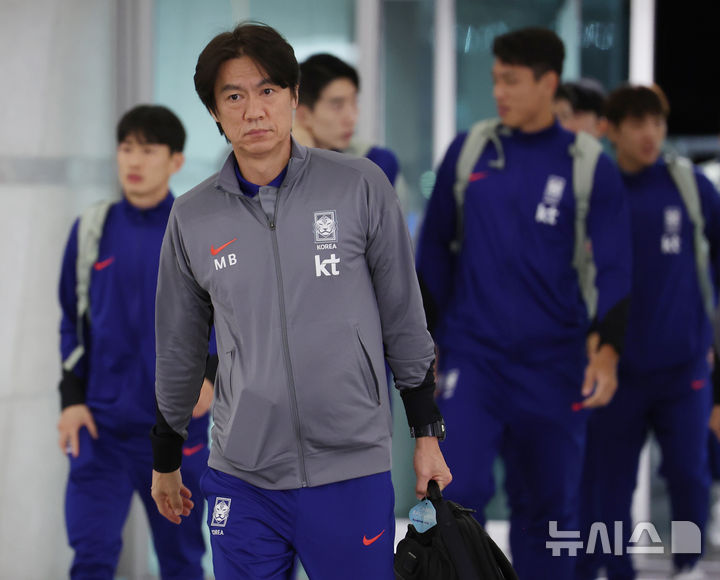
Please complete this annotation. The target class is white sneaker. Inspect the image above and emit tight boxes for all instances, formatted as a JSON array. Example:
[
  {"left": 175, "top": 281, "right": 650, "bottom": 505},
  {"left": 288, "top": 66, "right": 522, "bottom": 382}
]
[
  {"left": 708, "top": 483, "right": 720, "bottom": 548},
  {"left": 671, "top": 565, "right": 706, "bottom": 580},
  {"left": 708, "top": 497, "right": 720, "bottom": 547}
]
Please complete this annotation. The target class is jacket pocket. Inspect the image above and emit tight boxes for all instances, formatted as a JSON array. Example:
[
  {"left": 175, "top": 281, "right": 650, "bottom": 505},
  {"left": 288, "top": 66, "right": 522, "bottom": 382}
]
[
  {"left": 216, "top": 347, "right": 296, "bottom": 470},
  {"left": 356, "top": 326, "right": 380, "bottom": 405}
]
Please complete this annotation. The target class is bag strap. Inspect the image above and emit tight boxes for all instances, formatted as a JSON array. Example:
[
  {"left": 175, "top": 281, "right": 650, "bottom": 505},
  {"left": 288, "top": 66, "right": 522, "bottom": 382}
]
[
  {"left": 665, "top": 154, "right": 715, "bottom": 325},
  {"left": 451, "top": 119, "right": 505, "bottom": 254},
  {"left": 63, "top": 199, "right": 113, "bottom": 371},
  {"left": 569, "top": 131, "right": 603, "bottom": 321},
  {"left": 427, "top": 480, "right": 478, "bottom": 580}
]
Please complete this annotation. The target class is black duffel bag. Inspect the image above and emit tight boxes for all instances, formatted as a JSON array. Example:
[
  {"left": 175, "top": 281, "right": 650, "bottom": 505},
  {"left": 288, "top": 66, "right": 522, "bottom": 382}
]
[{"left": 394, "top": 480, "right": 518, "bottom": 580}]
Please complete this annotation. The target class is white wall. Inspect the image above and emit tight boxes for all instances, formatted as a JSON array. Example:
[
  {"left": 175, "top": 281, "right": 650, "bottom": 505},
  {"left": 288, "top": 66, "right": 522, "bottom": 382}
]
[{"left": 0, "top": 1, "right": 118, "bottom": 576}]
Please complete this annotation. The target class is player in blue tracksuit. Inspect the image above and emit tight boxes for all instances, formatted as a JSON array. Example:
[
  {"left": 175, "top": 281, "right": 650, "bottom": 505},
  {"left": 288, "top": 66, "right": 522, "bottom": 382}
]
[
  {"left": 294, "top": 53, "right": 400, "bottom": 186},
  {"left": 57, "top": 105, "right": 215, "bottom": 579},
  {"left": 416, "top": 29, "right": 631, "bottom": 580},
  {"left": 577, "top": 86, "right": 720, "bottom": 580}
]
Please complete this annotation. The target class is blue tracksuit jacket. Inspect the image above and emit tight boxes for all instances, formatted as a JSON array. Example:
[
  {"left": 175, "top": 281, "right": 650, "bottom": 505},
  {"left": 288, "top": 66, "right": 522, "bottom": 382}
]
[
  {"left": 59, "top": 194, "right": 213, "bottom": 438},
  {"left": 620, "top": 157, "right": 720, "bottom": 373},
  {"left": 366, "top": 146, "right": 399, "bottom": 186},
  {"left": 416, "top": 121, "right": 631, "bottom": 362}
]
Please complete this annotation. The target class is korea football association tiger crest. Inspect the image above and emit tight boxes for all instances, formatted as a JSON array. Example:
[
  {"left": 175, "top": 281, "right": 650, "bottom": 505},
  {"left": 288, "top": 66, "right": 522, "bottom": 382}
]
[
  {"left": 313, "top": 210, "right": 338, "bottom": 243},
  {"left": 211, "top": 497, "right": 232, "bottom": 528},
  {"left": 535, "top": 175, "right": 566, "bottom": 226},
  {"left": 661, "top": 206, "right": 682, "bottom": 254}
]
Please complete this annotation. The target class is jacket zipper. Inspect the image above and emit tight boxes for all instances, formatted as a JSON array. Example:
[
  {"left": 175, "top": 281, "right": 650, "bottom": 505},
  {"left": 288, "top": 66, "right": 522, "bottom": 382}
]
[{"left": 267, "top": 192, "right": 309, "bottom": 487}]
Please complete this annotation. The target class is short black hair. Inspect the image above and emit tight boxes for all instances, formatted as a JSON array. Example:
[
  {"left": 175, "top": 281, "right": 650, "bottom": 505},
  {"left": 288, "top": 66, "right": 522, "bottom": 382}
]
[
  {"left": 194, "top": 22, "right": 298, "bottom": 136},
  {"left": 493, "top": 27, "right": 565, "bottom": 79},
  {"left": 555, "top": 83, "right": 575, "bottom": 104},
  {"left": 564, "top": 78, "right": 606, "bottom": 116},
  {"left": 116, "top": 105, "right": 185, "bottom": 153},
  {"left": 298, "top": 54, "right": 359, "bottom": 109},
  {"left": 605, "top": 84, "right": 670, "bottom": 125}
]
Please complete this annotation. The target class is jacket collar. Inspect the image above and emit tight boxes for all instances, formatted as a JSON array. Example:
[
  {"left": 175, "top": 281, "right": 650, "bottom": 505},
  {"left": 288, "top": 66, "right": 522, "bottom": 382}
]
[{"left": 214, "top": 137, "right": 309, "bottom": 196}]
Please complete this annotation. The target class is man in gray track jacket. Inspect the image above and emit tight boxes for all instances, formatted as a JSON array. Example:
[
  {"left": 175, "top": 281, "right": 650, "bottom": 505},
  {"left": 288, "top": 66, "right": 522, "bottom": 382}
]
[{"left": 150, "top": 23, "right": 451, "bottom": 580}]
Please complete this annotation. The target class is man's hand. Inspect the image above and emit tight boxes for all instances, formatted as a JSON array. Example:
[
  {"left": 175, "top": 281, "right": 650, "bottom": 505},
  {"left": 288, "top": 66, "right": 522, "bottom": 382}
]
[
  {"left": 710, "top": 405, "right": 720, "bottom": 442},
  {"left": 586, "top": 332, "right": 600, "bottom": 360},
  {"left": 581, "top": 343, "right": 620, "bottom": 408},
  {"left": 413, "top": 437, "right": 452, "bottom": 499},
  {"left": 151, "top": 469, "right": 194, "bottom": 525},
  {"left": 192, "top": 378, "right": 214, "bottom": 418},
  {"left": 57, "top": 404, "right": 98, "bottom": 457}
]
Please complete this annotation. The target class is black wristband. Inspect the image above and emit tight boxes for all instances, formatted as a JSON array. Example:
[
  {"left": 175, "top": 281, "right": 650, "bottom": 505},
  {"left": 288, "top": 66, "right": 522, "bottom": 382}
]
[
  {"left": 400, "top": 363, "right": 443, "bottom": 429},
  {"left": 59, "top": 370, "right": 86, "bottom": 409},
  {"left": 151, "top": 404, "right": 185, "bottom": 472},
  {"left": 204, "top": 354, "right": 219, "bottom": 384},
  {"left": 597, "top": 296, "right": 630, "bottom": 355}
]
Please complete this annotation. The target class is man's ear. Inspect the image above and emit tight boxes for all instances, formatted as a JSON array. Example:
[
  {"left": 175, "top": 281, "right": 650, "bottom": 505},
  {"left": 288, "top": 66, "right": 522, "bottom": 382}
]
[
  {"left": 170, "top": 152, "right": 185, "bottom": 175},
  {"left": 540, "top": 70, "right": 559, "bottom": 99}
]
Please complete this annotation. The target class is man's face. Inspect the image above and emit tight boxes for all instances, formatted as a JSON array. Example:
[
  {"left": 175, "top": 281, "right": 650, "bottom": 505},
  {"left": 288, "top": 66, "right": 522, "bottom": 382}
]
[
  {"left": 116, "top": 134, "right": 183, "bottom": 202},
  {"left": 609, "top": 114, "right": 666, "bottom": 171},
  {"left": 299, "top": 78, "right": 358, "bottom": 150},
  {"left": 211, "top": 56, "right": 297, "bottom": 159},
  {"left": 492, "top": 59, "right": 556, "bottom": 131}
]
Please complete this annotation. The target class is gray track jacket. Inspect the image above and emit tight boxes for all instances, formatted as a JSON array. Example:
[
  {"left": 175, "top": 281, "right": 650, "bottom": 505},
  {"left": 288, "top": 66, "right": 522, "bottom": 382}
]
[{"left": 155, "top": 140, "right": 434, "bottom": 490}]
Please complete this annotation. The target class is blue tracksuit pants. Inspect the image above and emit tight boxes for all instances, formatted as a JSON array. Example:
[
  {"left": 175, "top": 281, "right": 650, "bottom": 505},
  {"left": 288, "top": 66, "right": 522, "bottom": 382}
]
[
  {"left": 577, "top": 355, "right": 712, "bottom": 579},
  {"left": 65, "top": 424, "right": 208, "bottom": 579},
  {"left": 201, "top": 468, "right": 395, "bottom": 580},
  {"left": 436, "top": 348, "right": 589, "bottom": 580}
]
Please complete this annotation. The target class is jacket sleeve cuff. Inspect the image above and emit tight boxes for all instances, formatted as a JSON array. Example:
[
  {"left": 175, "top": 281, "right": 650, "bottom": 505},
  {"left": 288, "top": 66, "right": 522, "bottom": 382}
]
[
  {"left": 204, "top": 354, "right": 219, "bottom": 384},
  {"left": 151, "top": 405, "right": 185, "bottom": 472},
  {"left": 596, "top": 296, "right": 630, "bottom": 355},
  {"left": 399, "top": 363, "right": 443, "bottom": 429},
  {"left": 59, "top": 370, "right": 86, "bottom": 409}
]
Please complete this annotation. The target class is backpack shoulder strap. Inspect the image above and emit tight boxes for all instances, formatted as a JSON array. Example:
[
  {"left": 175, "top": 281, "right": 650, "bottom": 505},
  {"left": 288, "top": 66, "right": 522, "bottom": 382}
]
[
  {"left": 666, "top": 154, "right": 715, "bottom": 322},
  {"left": 451, "top": 118, "right": 504, "bottom": 253},
  {"left": 63, "top": 199, "right": 113, "bottom": 371},
  {"left": 570, "top": 131, "right": 604, "bottom": 320}
]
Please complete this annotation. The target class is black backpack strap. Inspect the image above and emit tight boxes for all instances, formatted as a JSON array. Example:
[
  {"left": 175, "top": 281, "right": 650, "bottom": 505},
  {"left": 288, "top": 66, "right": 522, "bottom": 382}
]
[{"left": 427, "top": 480, "right": 478, "bottom": 580}]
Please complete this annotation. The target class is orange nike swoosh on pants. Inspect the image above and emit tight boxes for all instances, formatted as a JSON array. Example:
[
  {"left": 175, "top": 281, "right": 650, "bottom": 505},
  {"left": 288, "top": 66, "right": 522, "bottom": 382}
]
[
  {"left": 362, "top": 529, "right": 385, "bottom": 546},
  {"left": 182, "top": 443, "right": 205, "bottom": 456}
]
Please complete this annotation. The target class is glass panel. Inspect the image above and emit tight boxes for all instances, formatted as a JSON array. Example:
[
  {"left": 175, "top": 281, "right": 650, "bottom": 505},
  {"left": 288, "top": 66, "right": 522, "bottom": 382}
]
[
  {"left": 580, "top": 0, "right": 630, "bottom": 94},
  {"left": 455, "top": 0, "right": 630, "bottom": 132},
  {"left": 250, "top": 0, "right": 355, "bottom": 62},
  {"left": 384, "top": 0, "right": 435, "bottom": 234}
]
